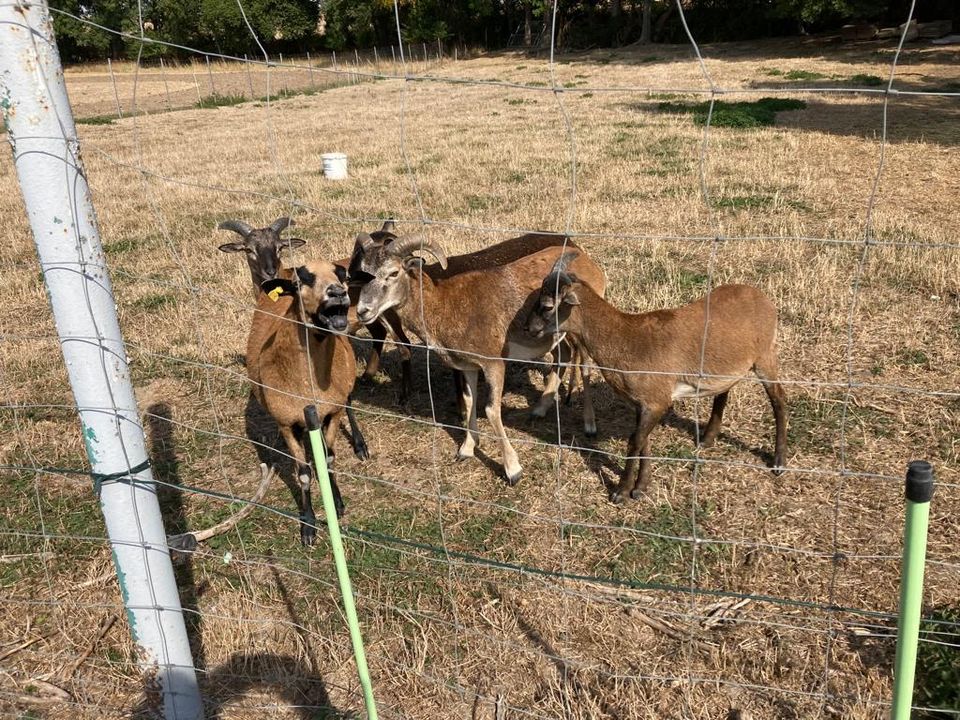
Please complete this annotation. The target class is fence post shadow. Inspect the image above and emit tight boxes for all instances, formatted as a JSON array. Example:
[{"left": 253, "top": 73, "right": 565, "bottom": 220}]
[{"left": 146, "top": 401, "right": 206, "bottom": 672}]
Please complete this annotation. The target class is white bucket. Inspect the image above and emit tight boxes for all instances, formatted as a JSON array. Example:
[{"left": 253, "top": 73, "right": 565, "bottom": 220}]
[{"left": 321, "top": 152, "right": 348, "bottom": 180}]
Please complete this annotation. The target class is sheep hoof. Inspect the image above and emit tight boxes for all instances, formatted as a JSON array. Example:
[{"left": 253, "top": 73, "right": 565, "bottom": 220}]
[
  {"left": 771, "top": 463, "right": 785, "bottom": 477},
  {"left": 353, "top": 440, "right": 370, "bottom": 461},
  {"left": 609, "top": 490, "right": 627, "bottom": 505},
  {"left": 505, "top": 469, "right": 522, "bottom": 487},
  {"left": 299, "top": 514, "right": 317, "bottom": 546},
  {"left": 455, "top": 451, "right": 474, "bottom": 462},
  {"left": 584, "top": 425, "right": 597, "bottom": 439},
  {"left": 630, "top": 486, "right": 647, "bottom": 500}
]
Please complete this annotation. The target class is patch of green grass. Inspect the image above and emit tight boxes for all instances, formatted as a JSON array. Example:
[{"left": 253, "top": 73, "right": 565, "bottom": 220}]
[
  {"left": 132, "top": 293, "right": 177, "bottom": 312},
  {"left": 790, "top": 392, "right": 894, "bottom": 451},
  {"left": 896, "top": 348, "right": 930, "bottom": 368},
  {"left": 465, "top": 194, "right": 494, "bottom": 211},
  {"left": 916, "top": 605, "right": 960, "bottom": 717},
  {"left": 76, "top": 115, "right": 116, "bottom": 125},
  {"left": 851, "top": 73, "right": 885, "bottom": 86},
  {"left": 195, "top": 93, "right": 248, "bottom": 109},
  {"left": 563, "top": 80, "right": 586, "bottom": 88},
  {"left": 503, "top": 170, "right": 526, "bottom": 184},
  {"left": 505, "top": 97, "right": 532, "bottom": 106},
  {"left": 526, "top": 80, "right": 548, "bottom": 87},
  {"left": 658, "top": 97, "right": 807, "bottom": 128},
  {"left": 762, "top": 68, "right": 784, "bottom": 76},
  {"left": 103, "top": 236, "right": 144, "bottom": 254},
  {"left": 605, "top": 500, "right": 723, "bottom": 584},
  {"left": 712, "top": 194, "right": 775, "bottom": 211},
  {"left": 580, "top": 92, "right": 594, "bottom": 98},
  {"left": 515, "top": 64, "right": 527, "bottom": 70},
  {"left": 784, "top": 69, "right": 828, "bottom": 81},
  {"left": 639, "top": 55, "right": 662, "bottom": 63}
]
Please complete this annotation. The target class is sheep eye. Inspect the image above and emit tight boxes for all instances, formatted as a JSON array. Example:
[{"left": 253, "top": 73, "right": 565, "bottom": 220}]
[{"left": 387, "top": 270, "right": 400, "bottom": 279}]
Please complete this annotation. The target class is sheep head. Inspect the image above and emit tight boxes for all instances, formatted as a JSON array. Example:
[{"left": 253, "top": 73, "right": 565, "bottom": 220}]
[
  {"left": 354, "top": 233, "right": 447, "bottom": 325},
  {"left": 261, "top": 261, "right": 350, "bottom": 333},
  {"left": 525, "top": 251, "right": 583, "bottom": 338},
  {"left": 218, "top": 216, "right": 306, "bottom": 288}
]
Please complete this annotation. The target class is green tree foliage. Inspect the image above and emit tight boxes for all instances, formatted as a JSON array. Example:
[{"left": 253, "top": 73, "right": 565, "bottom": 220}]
[{"left": 47, "top": 0, "right": 937, "bottom": 62}]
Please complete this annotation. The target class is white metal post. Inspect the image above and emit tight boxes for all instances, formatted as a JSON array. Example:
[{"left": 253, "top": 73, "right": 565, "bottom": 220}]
[{"left": 0, "top": 3, "right": 204, "bottom": 719}]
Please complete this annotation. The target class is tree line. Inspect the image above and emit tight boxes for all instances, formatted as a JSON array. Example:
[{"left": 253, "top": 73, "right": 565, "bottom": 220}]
[{"left": 50, "top": 0, "right": 951, "bottom": 63}]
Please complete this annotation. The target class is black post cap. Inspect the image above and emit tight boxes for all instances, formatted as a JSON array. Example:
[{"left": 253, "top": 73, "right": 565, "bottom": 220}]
[
  {"left": 905, "top": 460, "right": 935, "bottom": 503},
  {"left": 304, "top": 404, "right": 321, "bottom": 431}
]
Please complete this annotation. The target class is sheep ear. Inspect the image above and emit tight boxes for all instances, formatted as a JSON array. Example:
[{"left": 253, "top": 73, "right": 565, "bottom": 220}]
[
  {"left": 404, "top": 256, "right": 425, "bottom": 272},
  {"left": 260, "top": 278, "right": 296, "bottom": 300},
  {"left": 563, "top": 288, "right": 581, "bottom": 306},
  {"left": 334, "top": 264, "right": 348, "bottom": 284},
  {"left": 218, "top": 242, "right": 248, "bottom": 253},
  {"left": 279, "top": 237, "right": 307, "bottom": 251}
]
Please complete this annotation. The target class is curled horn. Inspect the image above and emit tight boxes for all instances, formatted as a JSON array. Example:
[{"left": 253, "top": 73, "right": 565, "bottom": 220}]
[
  {"left": 269, "top": 217, "right": 294, "bottom": 233},
  {"left": 387, "top": 235, "right": 448, "bottom": 270},
  {"left": 354, "top": 232, "right": 378, "bottom": 254},
  {"left": 217, "top": 219, "right": 254, "bottom": 237},
  {"left": 380, "top": 219, "right": 397, "bottom": 233},
  {"left": 551, "top": 250, "right": 580, "bottom": 275}
]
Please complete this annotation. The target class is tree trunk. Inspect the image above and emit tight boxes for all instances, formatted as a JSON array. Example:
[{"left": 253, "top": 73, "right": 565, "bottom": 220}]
[
  {"left": 653, "top": 1, "right": 674, "bottom": 42},
  {"left": 524, "top": 2, "right": 532, "bottom": 46},
  {"left": 639, "top": 0, "right": 653, "bottom": 44},
  {"left": 611, "top": 0, "right": 622, "bottom": 19}
]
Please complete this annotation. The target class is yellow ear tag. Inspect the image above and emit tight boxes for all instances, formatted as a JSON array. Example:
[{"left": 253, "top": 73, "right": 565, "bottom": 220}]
[{"left": 267, "top": 287, "right": 283, "bottom": 302}]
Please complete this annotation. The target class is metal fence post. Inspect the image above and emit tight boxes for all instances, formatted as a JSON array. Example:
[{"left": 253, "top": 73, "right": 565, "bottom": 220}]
[
  {"left": 0, "top": 3, "right": 204, "bottom": 719},
  {"left": 891, "top": 460, "right": 936, "bottom": 720}
]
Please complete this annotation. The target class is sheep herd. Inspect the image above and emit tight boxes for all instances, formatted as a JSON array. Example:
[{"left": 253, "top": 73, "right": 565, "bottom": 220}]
[{"left": 218, "top": 218, "right": 788, "bottom": 545}]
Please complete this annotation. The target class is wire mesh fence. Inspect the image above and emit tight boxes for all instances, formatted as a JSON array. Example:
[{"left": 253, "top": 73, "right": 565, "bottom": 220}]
[{"left": 1, "top": 0, "right": 959, "bottom": 718}]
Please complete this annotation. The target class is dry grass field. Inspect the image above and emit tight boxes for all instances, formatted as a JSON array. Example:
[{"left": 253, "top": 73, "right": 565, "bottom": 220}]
[{"left": 1, "top": 35, "right": 959, "bottom": 719}]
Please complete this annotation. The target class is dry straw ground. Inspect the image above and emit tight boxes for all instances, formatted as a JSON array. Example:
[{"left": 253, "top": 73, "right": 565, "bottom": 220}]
[{"left": 1, "top": 34, "right": 959, "bottom": 720}]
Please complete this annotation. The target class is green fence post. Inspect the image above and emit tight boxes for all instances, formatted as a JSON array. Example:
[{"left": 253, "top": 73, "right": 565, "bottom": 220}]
[
  {"left": 304, "top": 405, "right": 379, "bottom": 720},
  {"left": 891, "top": 460, "right": 936, "bottom": 720}
]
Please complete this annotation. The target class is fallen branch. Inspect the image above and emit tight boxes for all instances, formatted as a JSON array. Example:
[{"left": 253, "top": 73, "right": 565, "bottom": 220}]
[
  {"left": 63, "top": 612, "right": 118, "bottom": 678},
  {"left": 0, "top": 634, "right": 49, "bottom": 663},
  {"left": 167, "top": 463, "right": 274, "bottom": 547}
]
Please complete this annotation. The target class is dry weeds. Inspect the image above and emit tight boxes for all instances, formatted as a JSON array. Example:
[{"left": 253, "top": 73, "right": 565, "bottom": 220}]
[{"left": 1, "top": 35, "right": 958, "bottom": 720}]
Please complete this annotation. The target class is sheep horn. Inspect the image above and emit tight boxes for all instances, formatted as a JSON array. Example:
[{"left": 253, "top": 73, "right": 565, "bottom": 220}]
[
  {"left": 354, "top": 232, "right": 378, "bottom": 254},
  {"left": 387, "top": 235, "right": 448, "bottom": 270},
  {"left": 269, "top": 217, "right": 294, "bottom": 233},
  {"left": 551, "top": 250, "right": 580, "bottom": 275},
  {"left": 380, "top": 219, "right": 396, "bottom": 233},
  {"left": 218, "top": 219, "right": 254, "bottom": 237}
]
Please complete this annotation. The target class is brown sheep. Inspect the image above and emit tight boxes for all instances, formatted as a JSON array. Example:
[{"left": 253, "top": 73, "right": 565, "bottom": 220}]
[
  {"left": 248, "top": 261, "right": 360, "bottom": 545},
  {"left": 525, "top": 252, "right": 788, "bottom": 504},
  {"left": 355, "top": 236, "right": 606, "bottom": 485}
]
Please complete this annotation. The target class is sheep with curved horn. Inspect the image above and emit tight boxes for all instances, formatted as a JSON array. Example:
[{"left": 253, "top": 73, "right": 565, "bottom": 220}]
[
  {"left": 217, "top": 217, "right": 369, "bottom": 463},
  {"left": 217, "top": 217, "right": 306, "bottom": 293},
  {"left": 348, "top": 231, "right": 601, "bottom": 425},
  {"left": 355, "top": 234, "right": 605, "bottom": 486}
]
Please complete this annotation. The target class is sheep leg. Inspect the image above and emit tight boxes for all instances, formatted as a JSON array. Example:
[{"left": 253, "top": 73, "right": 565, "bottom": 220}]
[
  {"left": 611, "top": 404, "right": 665, "bottom": 504},
  {"left": 530, "top": 350, "right": 561, "bottom": 418},
  {"left": 362, "top": 319, "right": 388, "bottom": 380},
  {"left": 344, "top": 395, "right": 369, "bottom": 460},
  {"left": 322, "top": 413, "right": 346, "bottom": 518},
  {"left": 578, "top": 348, "right": 597, "bottom": 438},
  {"left": 564, "top": 342, "right": 581, "bottom": 407},
  {"left": 384, "top": 312, "right": 412, "bottom": 406},
  {"left": 279, "top": 425, "right": 318, "bottom": 546},
  {"left": 452, "top": 370, "right": 467, "bottom": 421},
  {"left": 455, "top": 368, "right": 480, "bottom": 461},
  {"left": 754, "top": 353, "right": 788, "bottom": 474},
  {"left": 483, "top": 361, "right": 523, "bottom": 486},
  {"left": 700, "top": 391, "right": 729, "bottom": 448}
]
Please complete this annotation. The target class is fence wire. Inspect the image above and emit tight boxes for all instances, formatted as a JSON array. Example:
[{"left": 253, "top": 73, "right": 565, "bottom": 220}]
[{"left": 1, "top": 1, "right": 958, "bottom": 719}]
